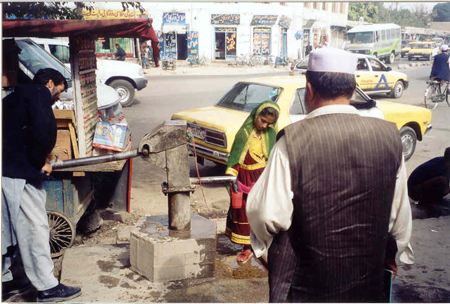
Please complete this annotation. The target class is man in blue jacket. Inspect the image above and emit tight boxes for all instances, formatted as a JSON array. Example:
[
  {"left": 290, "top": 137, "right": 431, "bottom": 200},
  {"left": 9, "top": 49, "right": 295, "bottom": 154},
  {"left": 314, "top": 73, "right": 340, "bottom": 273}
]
[
  {"left": 2, "top": 68, "right": 82, "bottom": 302},
  {"left": 430, "top": 44, "right": 450, "bottom": 92}
]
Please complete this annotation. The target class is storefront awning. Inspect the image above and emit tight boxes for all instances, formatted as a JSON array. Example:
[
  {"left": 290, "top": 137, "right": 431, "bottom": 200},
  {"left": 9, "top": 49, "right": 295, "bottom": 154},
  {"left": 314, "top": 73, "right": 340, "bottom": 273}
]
[
  {"left": 162, "top": 24, "right": 188, "bottom": 34},
  {"left": 304, "top": 19, "right": 316, "bottom": 29},
  {"left": 3, "top": 18, "right": 160, "bottom": 63}
]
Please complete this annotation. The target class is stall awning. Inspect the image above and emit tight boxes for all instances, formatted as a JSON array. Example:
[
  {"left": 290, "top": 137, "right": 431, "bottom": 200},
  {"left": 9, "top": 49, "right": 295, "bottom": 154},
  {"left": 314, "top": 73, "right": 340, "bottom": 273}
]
[
  {"left": 162, "top": 24, "right": 188, "bottom": 34},
  {"left": 3, "top": 18, "right": 160, "bottom": 62},
  {"left": 3, "top": 19, "right": 158, "bottom": 41}
]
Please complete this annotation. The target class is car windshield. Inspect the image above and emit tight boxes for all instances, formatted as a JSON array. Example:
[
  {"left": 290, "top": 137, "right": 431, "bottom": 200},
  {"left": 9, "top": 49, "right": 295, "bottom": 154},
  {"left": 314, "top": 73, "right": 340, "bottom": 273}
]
[
  {"left": 15, "top": 39, "right": 72, "bottom": 86},
  {"left": 215, "top": 82, "right": 282, "bottom": 112},
  {"left": 348, "top": 32, "right": 374, "bottom": 44},
  {"left": 411, "top": 43, "right": 431, "bottom": 49}
]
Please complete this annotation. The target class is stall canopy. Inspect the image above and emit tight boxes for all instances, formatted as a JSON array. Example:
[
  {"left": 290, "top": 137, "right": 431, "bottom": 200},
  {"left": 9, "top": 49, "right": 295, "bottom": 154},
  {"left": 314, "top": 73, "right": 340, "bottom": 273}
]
[{"left": 3, "top": 18, "right": 160, "bottom": 59}]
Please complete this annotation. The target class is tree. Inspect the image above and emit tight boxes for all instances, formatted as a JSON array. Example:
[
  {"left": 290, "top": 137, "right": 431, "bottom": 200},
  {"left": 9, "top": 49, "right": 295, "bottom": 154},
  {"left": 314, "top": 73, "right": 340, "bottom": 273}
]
[
  {"left": 2, "top": 2, "right": 146, "bottom": 20},
  {"left": 432, "top": 2, "right": 450, "bottom": 22},
  {"left": 348, "top": 2, "right": 383, "bottom": 23}
]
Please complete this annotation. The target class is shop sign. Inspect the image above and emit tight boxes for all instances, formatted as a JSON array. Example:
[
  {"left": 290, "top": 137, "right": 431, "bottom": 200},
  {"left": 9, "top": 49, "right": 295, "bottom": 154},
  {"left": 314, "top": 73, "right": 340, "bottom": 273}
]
[
  {"left": 187, "top": 31, "right": 199, "bottom": 60},
  {"left": 253, "top": 27, "right": 272, "bottom": 33},
  {"left": 163, "top": 12, "right": 186, "bottom": 24},
  {"left": 211, "top": 14, "right": 240, "bottom": 25},
  {"left": 215, "top": 27, "right": 237, "bottom": 33},
  {"left": 82, "top": 9, "right": 148, "bottom": 20},
  {"left": 251, "top": 15, "right": 278, "bottom": 26},
  {"left": 278, "top": 15, "right": 292, "bottom": 29}
]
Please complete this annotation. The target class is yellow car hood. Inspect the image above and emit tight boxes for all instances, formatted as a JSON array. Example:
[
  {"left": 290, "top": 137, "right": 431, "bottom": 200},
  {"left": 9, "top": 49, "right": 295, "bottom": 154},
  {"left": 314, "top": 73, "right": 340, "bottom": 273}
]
[
  {"left": 376, "top": 100, "right": 432, "bottom": 130},
  {"left": 172, "top": 106, "right": 248, "bottom": 132}
]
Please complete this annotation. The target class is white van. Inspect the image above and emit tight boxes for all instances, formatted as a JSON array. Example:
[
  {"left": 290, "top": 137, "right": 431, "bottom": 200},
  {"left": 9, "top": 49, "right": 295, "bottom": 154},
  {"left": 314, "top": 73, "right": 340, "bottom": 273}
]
[{"left": 32, "top": 37, "right": 147, "bottom": 107}]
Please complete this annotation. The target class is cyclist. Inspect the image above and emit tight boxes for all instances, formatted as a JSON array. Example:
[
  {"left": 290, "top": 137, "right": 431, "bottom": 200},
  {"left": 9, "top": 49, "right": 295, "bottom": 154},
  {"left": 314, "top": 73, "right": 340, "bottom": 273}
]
[{"left": 430, "top": 44, "right": 450, "bottom": 93}]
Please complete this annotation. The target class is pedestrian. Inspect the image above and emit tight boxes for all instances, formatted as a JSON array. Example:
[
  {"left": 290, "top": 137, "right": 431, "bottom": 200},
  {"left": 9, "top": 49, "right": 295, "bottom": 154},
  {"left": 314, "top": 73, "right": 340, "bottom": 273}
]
[
  {"left": 115, "top": 43, "right": 126, "bottom": 61},
  {"left": 140, "top": 41, "right": 151, "bottom": 69},
  {"left": 246, "top": 48, "right": 414, "bottom": 302},
  {"left": 2, "top": 68, "right": 82, "bottom": 302},
  {"left": 225, "top": 101, "right": 280, "bottom": 264},
  {"left": 408, "top": 147, "right": 450, "bottom": 206},
  {"left": 305, "top": 41, "right": 312, "bottom": 57}
]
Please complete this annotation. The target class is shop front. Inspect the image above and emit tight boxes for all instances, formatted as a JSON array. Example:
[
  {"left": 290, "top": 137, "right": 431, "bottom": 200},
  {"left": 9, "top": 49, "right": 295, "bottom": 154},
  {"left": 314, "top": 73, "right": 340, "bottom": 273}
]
[
  {"left": 251, "top": 15, "right": 278, "bottom": 56},
  {"left": 211, "top": 14, "right": 240, "bottom": 60},
  {"left": 161, "top": 12, "right": 189, "bottom": 60},
  {"left": 278, "top": 15, "right": 292, "bottom": 57}
]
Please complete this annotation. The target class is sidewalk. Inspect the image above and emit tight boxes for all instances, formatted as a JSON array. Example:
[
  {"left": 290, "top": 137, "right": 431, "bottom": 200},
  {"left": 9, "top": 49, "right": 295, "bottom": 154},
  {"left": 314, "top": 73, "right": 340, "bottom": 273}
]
[{"left": 142, "top": 60, "right": 291, "bottom": 77}]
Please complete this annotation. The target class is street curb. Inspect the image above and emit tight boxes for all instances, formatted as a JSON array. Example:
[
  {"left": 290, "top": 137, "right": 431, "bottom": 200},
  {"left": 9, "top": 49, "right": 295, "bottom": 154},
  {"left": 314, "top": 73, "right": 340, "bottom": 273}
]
[{"left": 398, "top": 61, "right": 432, "bottom": 70}]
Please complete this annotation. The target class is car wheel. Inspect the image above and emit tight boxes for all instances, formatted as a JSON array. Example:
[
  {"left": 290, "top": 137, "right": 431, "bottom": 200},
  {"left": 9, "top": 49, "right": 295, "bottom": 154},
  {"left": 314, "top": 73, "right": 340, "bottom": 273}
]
[
  {"left": 109, "top": 79, "right": 135, "bottom": 107},
  {"left": 388, "top": 52, "right": 395, "bottom": 64},
  {"left": 400, "top": 126, "right": 417, "bottom": 161},
  {"left": 389, "top": 81, "right": 404, "bottom": 99}
]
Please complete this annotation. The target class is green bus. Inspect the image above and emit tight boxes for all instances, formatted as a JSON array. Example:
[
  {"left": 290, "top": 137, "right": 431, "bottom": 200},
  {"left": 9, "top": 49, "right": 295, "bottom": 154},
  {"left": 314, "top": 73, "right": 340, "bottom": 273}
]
[{"left": 346, "top": 23, "right": 401, "bottom": 64}]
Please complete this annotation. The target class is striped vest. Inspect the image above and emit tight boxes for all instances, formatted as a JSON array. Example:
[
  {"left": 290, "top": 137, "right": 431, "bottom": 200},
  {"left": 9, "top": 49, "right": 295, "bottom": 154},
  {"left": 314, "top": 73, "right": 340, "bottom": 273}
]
[{"left": 269, "top": 113, "right": 402, "bottom": 302}]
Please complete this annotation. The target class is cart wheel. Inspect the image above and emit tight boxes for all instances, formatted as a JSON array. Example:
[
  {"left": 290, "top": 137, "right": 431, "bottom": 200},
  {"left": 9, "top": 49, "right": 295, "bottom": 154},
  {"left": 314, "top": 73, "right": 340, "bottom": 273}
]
[{"left": 47, "top": 211, "right": 75, "bottom": 258}]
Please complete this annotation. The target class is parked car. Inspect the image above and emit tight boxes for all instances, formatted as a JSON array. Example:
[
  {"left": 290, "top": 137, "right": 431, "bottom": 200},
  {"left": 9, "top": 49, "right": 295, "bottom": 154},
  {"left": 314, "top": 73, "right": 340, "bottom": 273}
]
[
  {"left": 31, "top": 37, "right": 147, "bottom": 107},
  {"left": 291, "top": 54, "right": 409, "bottom": 99},
  {"left": 9, "top": 38, "right": 122, "bottom": 117},
  {"left": 408, "top": 41, "right": 438, "bottom": 61},
  {"left": 172, "top": 76, "right": 432, "bottom": 163}
]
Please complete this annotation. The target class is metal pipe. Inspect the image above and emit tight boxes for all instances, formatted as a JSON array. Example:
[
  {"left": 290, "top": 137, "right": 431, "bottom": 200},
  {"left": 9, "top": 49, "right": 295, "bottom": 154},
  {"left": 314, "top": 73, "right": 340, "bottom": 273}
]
[
  {"left": 168, "top": 192, "right": 191, "bottom": 231},
  {"left": 51, "top": 150, "right": 141, "bottom": 169},
  {"left": 189, "top": 176, "right": 237, "bottom": 185}
]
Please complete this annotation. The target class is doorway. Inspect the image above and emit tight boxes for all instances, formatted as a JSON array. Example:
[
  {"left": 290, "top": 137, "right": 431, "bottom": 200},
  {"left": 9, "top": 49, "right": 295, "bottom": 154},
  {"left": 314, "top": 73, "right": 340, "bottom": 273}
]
[
  {"left": 177, "top": 33, "right": 187, "bottom": 60},
  {"left": 215, "top": 32, "right": 226, "bottom": 60}
]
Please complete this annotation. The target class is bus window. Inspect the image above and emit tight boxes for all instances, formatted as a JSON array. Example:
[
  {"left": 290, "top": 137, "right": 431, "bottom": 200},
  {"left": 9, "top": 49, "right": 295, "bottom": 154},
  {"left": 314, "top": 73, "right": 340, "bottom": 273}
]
[
  {"left": 381, "top": 30, "right": 386, "bottom": 41},
  {"left": 390, "top": 29, "right": 395, "bottom": 40},
  {"left": 397, "top": 28, "right": 401, "bottom": 39},
  {"left": 376, "top": 31, "right": 380, "bottom": 42},
  {"left": 386, "top": 30, "right": 391, "bottom": 40},
  {"left": 348, "top": 32, "right": 374, "bottom": 44}
]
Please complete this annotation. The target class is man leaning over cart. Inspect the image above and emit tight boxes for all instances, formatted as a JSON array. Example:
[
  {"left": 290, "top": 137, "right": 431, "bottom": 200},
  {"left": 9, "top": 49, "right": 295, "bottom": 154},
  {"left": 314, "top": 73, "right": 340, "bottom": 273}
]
[{"left": 2, "top": 68, "right": 82, "bottom": 302}]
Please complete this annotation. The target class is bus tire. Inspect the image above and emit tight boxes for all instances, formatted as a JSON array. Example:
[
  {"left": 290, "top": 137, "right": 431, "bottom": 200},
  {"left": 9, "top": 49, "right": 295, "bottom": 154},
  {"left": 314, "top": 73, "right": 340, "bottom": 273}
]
[{"left": 387, "top": 52, "right": 395, "bottom": 64}]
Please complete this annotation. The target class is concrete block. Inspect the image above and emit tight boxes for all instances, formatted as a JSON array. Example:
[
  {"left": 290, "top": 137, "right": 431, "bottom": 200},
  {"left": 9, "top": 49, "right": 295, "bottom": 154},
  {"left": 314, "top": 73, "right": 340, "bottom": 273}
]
[
  {"left": 130, "top": 213, "right": 217, "bottom": 282},
  {"left": 117, "top": 226, "right": 138, "bottom": 244}
]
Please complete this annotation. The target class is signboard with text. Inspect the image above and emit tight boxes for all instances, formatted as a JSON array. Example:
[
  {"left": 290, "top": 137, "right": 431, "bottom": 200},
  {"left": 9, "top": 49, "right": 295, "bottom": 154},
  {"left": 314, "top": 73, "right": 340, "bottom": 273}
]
[
  {"left": 251, "top": 15, "right": 278, "bottom": 26},
  {"left": 187, "top": 31, "right": 199, "bottom": 60},
  {"left": 211, "top": 14, "right": 240, "bottom": 25},
  {"left": 278, "top": 15, "right": 292, "bottom": 29},
  {"left": 82, "top": 9, "right": 148, "bottom": 20},
  {"left": 163, "top": 12, "right": 186, "bottom": 24}
]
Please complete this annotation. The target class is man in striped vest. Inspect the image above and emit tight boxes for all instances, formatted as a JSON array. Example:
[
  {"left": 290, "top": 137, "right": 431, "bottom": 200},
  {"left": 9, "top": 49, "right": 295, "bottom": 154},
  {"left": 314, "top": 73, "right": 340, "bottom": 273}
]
[{"left": 247, "top": 48, "right": 414, "bottom": 302}]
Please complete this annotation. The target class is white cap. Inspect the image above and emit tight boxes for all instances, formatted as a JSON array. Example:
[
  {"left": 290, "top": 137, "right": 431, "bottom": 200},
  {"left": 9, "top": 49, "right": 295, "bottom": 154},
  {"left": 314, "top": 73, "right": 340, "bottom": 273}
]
[
  {"left": 441, "top": 44, "right": 448, "bottom": 52},
  {"left": 307, "top": 48, "right": 357, "bottom": 75}
]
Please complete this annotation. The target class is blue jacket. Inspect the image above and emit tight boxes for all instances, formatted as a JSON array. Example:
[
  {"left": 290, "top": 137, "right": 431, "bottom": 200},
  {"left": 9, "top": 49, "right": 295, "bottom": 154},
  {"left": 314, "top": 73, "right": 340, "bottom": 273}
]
[
  {"left": 430, "top": 53, "right": 450, "bottom": 82},
  {"left": 2, "top": 85, "right": 57, "bottom": 180}
]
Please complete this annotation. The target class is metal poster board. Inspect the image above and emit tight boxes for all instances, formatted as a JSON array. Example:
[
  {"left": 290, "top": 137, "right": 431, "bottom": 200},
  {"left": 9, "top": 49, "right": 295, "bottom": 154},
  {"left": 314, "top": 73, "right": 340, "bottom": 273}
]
[
  {"left": 164, "top": 31, "right": 177, "bottom": 59},
  {"left": 251, "top": 15, "right": 278, "bottom": 26},
  {"left": 278, "top": 15, "right": 292, "bottom": 29},
  {"left": 187, "top": 31, "right": 199, "bottom": 60},
  {"left": 211, "top": 14, "right": 240, "bottom": 25},
  {"left": 156, "top": 30, "right": 165, "bottom": 58},
  {"left": 163, "top": 12, "right": 186, "bottom": 24}
]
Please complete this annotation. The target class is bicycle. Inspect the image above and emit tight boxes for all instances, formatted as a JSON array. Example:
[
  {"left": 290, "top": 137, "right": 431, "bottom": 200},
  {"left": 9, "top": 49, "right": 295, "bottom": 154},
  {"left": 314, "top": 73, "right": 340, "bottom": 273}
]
[{"left": 424, "top": 79, "right": 449, "bottom": 110}]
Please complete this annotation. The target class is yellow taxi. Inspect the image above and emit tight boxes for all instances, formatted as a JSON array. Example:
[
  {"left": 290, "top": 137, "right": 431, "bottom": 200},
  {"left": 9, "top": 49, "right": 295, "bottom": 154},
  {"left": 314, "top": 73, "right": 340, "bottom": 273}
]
[
  {"left": 171, "top": 76, "right": 432, "bottom": 164},
  {"left": 408, "top": 41, "right": 438, "bottom": 61},
  {"left": 401, "top": 41, "right": 412, "bottom": 58},
  {"left": 292, "top": 54, "right": 409, "bottom": 99}
]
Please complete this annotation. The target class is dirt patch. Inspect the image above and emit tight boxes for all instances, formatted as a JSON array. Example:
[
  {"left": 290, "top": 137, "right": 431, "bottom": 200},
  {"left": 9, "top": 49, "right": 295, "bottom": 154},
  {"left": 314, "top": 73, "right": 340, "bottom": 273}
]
[
  {"left": 98, "top": 275, "right": 120, "bottom": 288},
  {"left": 120, "top": 282, "right": 136, "bottom": 289},
  {"left": 97, "top": 260, "right": 115, "bottom": 272}
]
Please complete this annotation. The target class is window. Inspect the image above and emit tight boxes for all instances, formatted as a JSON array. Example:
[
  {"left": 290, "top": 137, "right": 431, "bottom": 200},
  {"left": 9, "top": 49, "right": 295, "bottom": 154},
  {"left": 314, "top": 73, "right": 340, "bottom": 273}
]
[
  {"left": 356, "top": 58, "right": 369, "bottom": 71},
  {"left": 340, "top": 2, "right": 345, "bottom": 14},
  {"left": 289, "top": 88, "right": 306, "bottom": 115},
  {"left": 216, "top": 82, "right": 282, "bottom": 112},
  {"left": 322, "top": 2, "right": 326, "bottom": 10},
  {"left": 332, "top": 2, "right": 339, "bottom": 13},
  {"left": 369, "top": 58, "right": 383, "bottom": 72},
  {"left": 390, "top": 29, "right": 396, "bottom": 40},
  {"left": 381, "top": 30, "right": 386, "bottom": 41},
  {"left": 397, "top": 29, "right": 401, "bottom": 39},
  {"left": 386, "top": 30, "right": 391, "bottom": 40},
  {"left": 49, "top": 45, "right": 70, "bottom": 64},
  {"left": 314, "top": 2, "right": 320, "bottom": 9}
]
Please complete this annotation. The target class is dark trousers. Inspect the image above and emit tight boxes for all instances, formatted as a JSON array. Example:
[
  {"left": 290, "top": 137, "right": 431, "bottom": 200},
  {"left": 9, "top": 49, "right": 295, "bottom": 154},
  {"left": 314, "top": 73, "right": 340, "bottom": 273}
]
[{"left": 409, "top": 176, "right": 450, "bottom": 204}]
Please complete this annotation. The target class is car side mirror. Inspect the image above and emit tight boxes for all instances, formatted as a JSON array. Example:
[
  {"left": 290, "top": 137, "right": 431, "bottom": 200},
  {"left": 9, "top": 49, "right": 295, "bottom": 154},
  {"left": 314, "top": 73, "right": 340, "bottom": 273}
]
[{"left": 386, "top": 67, "right": 392, "bottom": 71}]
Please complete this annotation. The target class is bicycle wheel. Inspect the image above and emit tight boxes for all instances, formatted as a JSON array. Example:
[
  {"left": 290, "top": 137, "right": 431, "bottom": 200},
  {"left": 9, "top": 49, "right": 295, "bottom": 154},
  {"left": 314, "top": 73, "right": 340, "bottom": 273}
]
[{"left": 424, "top": 84, "right": 439, "bottom": 110}]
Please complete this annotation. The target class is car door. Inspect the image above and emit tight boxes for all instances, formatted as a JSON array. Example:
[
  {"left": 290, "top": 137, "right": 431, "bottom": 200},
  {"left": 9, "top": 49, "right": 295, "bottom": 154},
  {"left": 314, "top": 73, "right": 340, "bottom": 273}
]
[
  {"left": 355, "top": 58, "right": 372, "bottom": 91},
  {"left": 289, "top": 88, "right": 307, "bottom": 123},
  {"left": 368, "top": 58, "right": 392, "bottom": 91}
]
